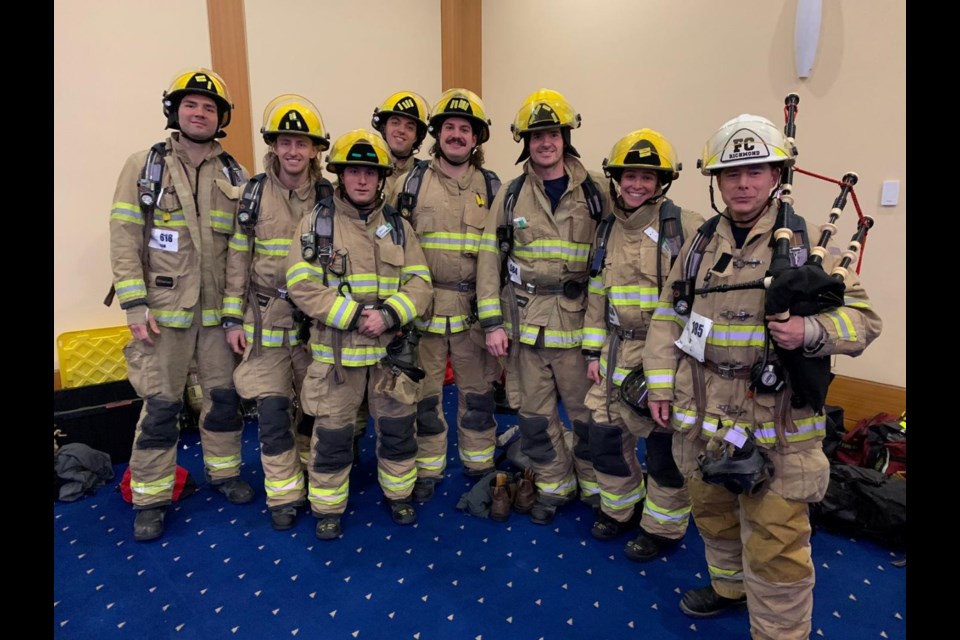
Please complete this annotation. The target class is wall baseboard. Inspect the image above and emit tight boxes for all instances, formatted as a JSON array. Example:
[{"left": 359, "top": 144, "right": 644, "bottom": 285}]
[
  {"left": 53, "top": 369, "right": 904, "bottom": 430},
  {"left": 826, "top": 374, "right": 905, "bottom": 429}
]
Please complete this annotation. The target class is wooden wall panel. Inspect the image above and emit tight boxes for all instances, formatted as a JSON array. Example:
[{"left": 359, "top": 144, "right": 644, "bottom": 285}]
[
  {"left": 207, "top": 0, "right": 254, "bottom": 171},
  {"left": 440, "top": 0, "right": 482, "bottom": 95},
  {"left": 826, "top": 375, "right": 906, "bottom": 430}
]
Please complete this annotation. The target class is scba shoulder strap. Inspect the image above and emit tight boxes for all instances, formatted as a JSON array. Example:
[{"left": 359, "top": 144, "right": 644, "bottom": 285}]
[
  {"left": 399, "top": 159, "right": 501, "bottom": 217},
  {"left": 301, "top": 198, "right": 407, "bottom": 273},
  {"left": 589, "top": 199, "right": 685, "bottom": 294},
  {"left": 502, "top": 172, "right": 605, "bottom": 230},
  {"left": 238, "top": 174, "right": 334, "bottom": 230},
  {"left": 672, "top": 211, "right": 810, "bottom": 316}
]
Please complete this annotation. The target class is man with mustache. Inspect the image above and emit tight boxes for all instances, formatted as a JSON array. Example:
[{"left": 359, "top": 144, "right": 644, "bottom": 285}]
[
  {"left": 477, "top": 89, "right": 605, "bottom": 525},
  {"left": 394, "top": 89, "right": 503, "bottom": 501}
]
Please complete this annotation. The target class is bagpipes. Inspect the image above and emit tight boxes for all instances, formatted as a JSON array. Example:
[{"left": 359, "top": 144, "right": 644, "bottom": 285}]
[{"left": 694, "top": 93, "right": 875, "bottom": 413}]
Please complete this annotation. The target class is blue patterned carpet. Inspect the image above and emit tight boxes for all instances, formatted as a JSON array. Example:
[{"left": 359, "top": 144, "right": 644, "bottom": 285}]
[{"left": 54, "top": 384, "right": 907, "bottom": 639}]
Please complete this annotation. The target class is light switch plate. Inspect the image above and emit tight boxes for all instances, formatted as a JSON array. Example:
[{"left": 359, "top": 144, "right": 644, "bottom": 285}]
[{"left": 881, "top": 180, "right": 900, "bottom": 206}]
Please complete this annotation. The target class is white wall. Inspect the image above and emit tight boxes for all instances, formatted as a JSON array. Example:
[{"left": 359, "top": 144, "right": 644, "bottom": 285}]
[
  {"left": 52, "top": 0, "right": 443, "bottom": 369},
  {"left": 483, "top": 0, "right": 906, "bottom": 386},
  {"left": 53, "top": 0, "right": 905, "bottom": 387},
  {"left": 244, "top": 0, "right": 443, "bottom": 173},
  {"left": 54, "top": 0, "right": 212, "bottom": 367}
]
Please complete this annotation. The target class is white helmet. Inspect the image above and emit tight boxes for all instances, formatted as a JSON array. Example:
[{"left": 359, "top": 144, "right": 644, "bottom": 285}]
[{"left": 699, "top": 114, "right": 795, "bottom": 176}]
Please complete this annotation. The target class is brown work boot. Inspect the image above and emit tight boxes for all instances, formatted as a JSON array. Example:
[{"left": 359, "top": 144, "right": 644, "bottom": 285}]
[
  {"left": 490, "top": 472, "right": 513, "bottom": 522},
  {"left": 513, "top": 468, "right": 536, "bottom": 514}
]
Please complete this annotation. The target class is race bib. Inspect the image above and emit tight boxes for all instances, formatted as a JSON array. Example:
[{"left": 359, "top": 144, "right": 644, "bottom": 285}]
[
  {"left": 507, "top": 257, "right": 522, "bottom": 285},
  {"left": 675, "top": 311, "right": 712, "bottom": 362},
  {"left": 723, "top": 425, "right": 748, "bottom": 448},
  {"left": 148, "top": 228, "right": 179, "bottom": 252}
]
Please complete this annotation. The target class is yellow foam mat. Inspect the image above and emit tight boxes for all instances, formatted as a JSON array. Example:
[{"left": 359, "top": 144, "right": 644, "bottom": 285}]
[{"left": 57, "top": 325, "right": 132, "bottom": 388}]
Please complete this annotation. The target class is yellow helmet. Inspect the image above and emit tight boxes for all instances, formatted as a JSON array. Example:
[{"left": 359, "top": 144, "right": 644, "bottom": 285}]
[
  {"left": 325, "top": 129, "right": 393, "bottom": 176},
  {"left": 428, "top": 88, "right": 491, "bottom": 144},
  {"left": 260, "top": 94, "right": 330, "bottom": 149},
  {"left": 162, "top": 68, "right": 233, "bottom": 134},
  {"left": 371, "top": 91, "right": 430, "bottom": 145},
  {"left": 511, "top": 89, "right": 581, "bottom": 143},
  {"left": 699, "top": 114, "right": 795, "bottom": 175},
  {"left": 602, "top": 129, "right": 681, "bottom": 183}
]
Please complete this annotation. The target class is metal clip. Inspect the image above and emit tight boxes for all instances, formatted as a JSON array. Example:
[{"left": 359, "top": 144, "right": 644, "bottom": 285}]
[
  {"left": 719, "top": 309, "right": 754, "bottom": 321},
  {"left": 717, "top": 363, "right": 746, "bottom": 380},
  {"left": 317, "top": 245, "right": 334, "bottom": 268},
  {"left": 733, "top": 258, "right": 763, "bottom": 269},
  {"left": 718, "top": 404, "right": 746, "bottom": 416},
  {"left": 524, "top": 282, "right": 537, "bottom": 294}
]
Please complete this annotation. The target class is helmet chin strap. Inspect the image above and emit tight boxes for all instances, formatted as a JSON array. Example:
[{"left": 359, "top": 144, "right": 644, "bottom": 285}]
[
  {"left": 179, "top": 129, "right": 219, "bottom": 144},
  {"left": 611, "top": 178, "right": 672, "bottom": 211},
  {"left": 438, "top": 147, "right": 470, "bottom": 166}
]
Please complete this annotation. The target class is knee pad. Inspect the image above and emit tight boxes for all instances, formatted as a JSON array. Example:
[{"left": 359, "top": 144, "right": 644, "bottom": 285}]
[
  {"left": 518, "top": 415, "right": 555, "bottom": 464},
  {"left": 588, "top": 421, "right": 631, "bottom": 477},
  {"left": 416, "top": 395, "right": 445, "bottom": 436},
  {"left": 204, "top": 387, "right": 242, "bottom": 433},
  {"left": 462, "top": 391, "right": 496, "bottom": 432},
  {"left": 646, "top": 430, "right": 684, "bottom": 489},
  {"left": 258, "top": 396, "right": 294, "bottom": 456},
  {"left": 572, "top": 419, "right": 592, "bottom": 462},
  {"left": 378, "top": 414, "right": 418, "bottom": 461},
  {"left": 313, "top": 424, "right": 355, "bottom": 472},
  {"left": 136, "top": 397, "right": 183, "bottom": 449}
]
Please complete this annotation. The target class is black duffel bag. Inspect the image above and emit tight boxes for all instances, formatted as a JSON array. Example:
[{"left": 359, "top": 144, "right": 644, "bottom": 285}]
[{"left": 810, "top": 462, "right": 906, "bottom": 549}]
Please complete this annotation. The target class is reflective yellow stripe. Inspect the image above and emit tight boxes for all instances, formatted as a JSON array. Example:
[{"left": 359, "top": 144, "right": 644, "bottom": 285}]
[
  {"left": 264, "top": 473, "right": 305, "bottom": 498},
  {"left": 708, "top": 564, "right": 744, "bottom": 582},
  {"left": 204, "top": 454, "right": 241, "bottom": 472},
  {"left": 599, "top": 483, "right": 645, "bottom": 511},
  {"left": 153, "top": 309, "right": 194, "bottom": 328},
  {"left": 416, "top": 455, "right": 446, "bottom": 472},
  {"left": 536, "top": 474, "right": 577, "bottom": 498},
  {"left": 642, "top": 498, "right": 691, "bottom": 525},
  {"left": 308, "top": 480, "right": 349, "bottom": 507},
  {"left": 459, "top": 445, "right": 495, "bottom": 464},
  {"left": 379, "top": 467, "right": 417, "bottom": 492},
  {"left": 130, "top": 474, "right": 176, "bottom": 496},
  {"left": 578, "top": 479, "right": 601, "bottom": 497}
]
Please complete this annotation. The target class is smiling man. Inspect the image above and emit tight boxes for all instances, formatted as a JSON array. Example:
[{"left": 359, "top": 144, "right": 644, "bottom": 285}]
[
  {"left": 391, "top": 89, "right": 503, "bottom": 500},
  {"left": 222, "top": 94, "right": 333, "bottom": 532},
  {"left": 109, "top": 68, "right": 252, "bottom": 542},
  {"left": 476, "top": 89, "right": 606, "bottom": 525},
  {"left": 371, "top": 91, "right": 431, "bottom": 197}
]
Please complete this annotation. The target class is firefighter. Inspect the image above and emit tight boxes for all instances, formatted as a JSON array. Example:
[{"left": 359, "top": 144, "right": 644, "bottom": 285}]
[
  {"left": 372, "top": 90, "right": 431, "bottom": 197},
  {"left": 285, "top": 130, "right": 433, "bottom": 540},
  {"left": 642, "top": 114, "right": 882, "bottom": 638},
  {"left": 477, "top": 89, "right": 604, "bottom": 525},
  {"left": 582, "top": 130, "right": 703, "bottom": 560},
  {"left": 109, "top": 68, "right": 253, "bottom": 542},
  {"left": 394, "top": 88, "right": 503, "bottom": 501},
  {"left": 223, "top": 94, "right": 332, "bottom": 531}
]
